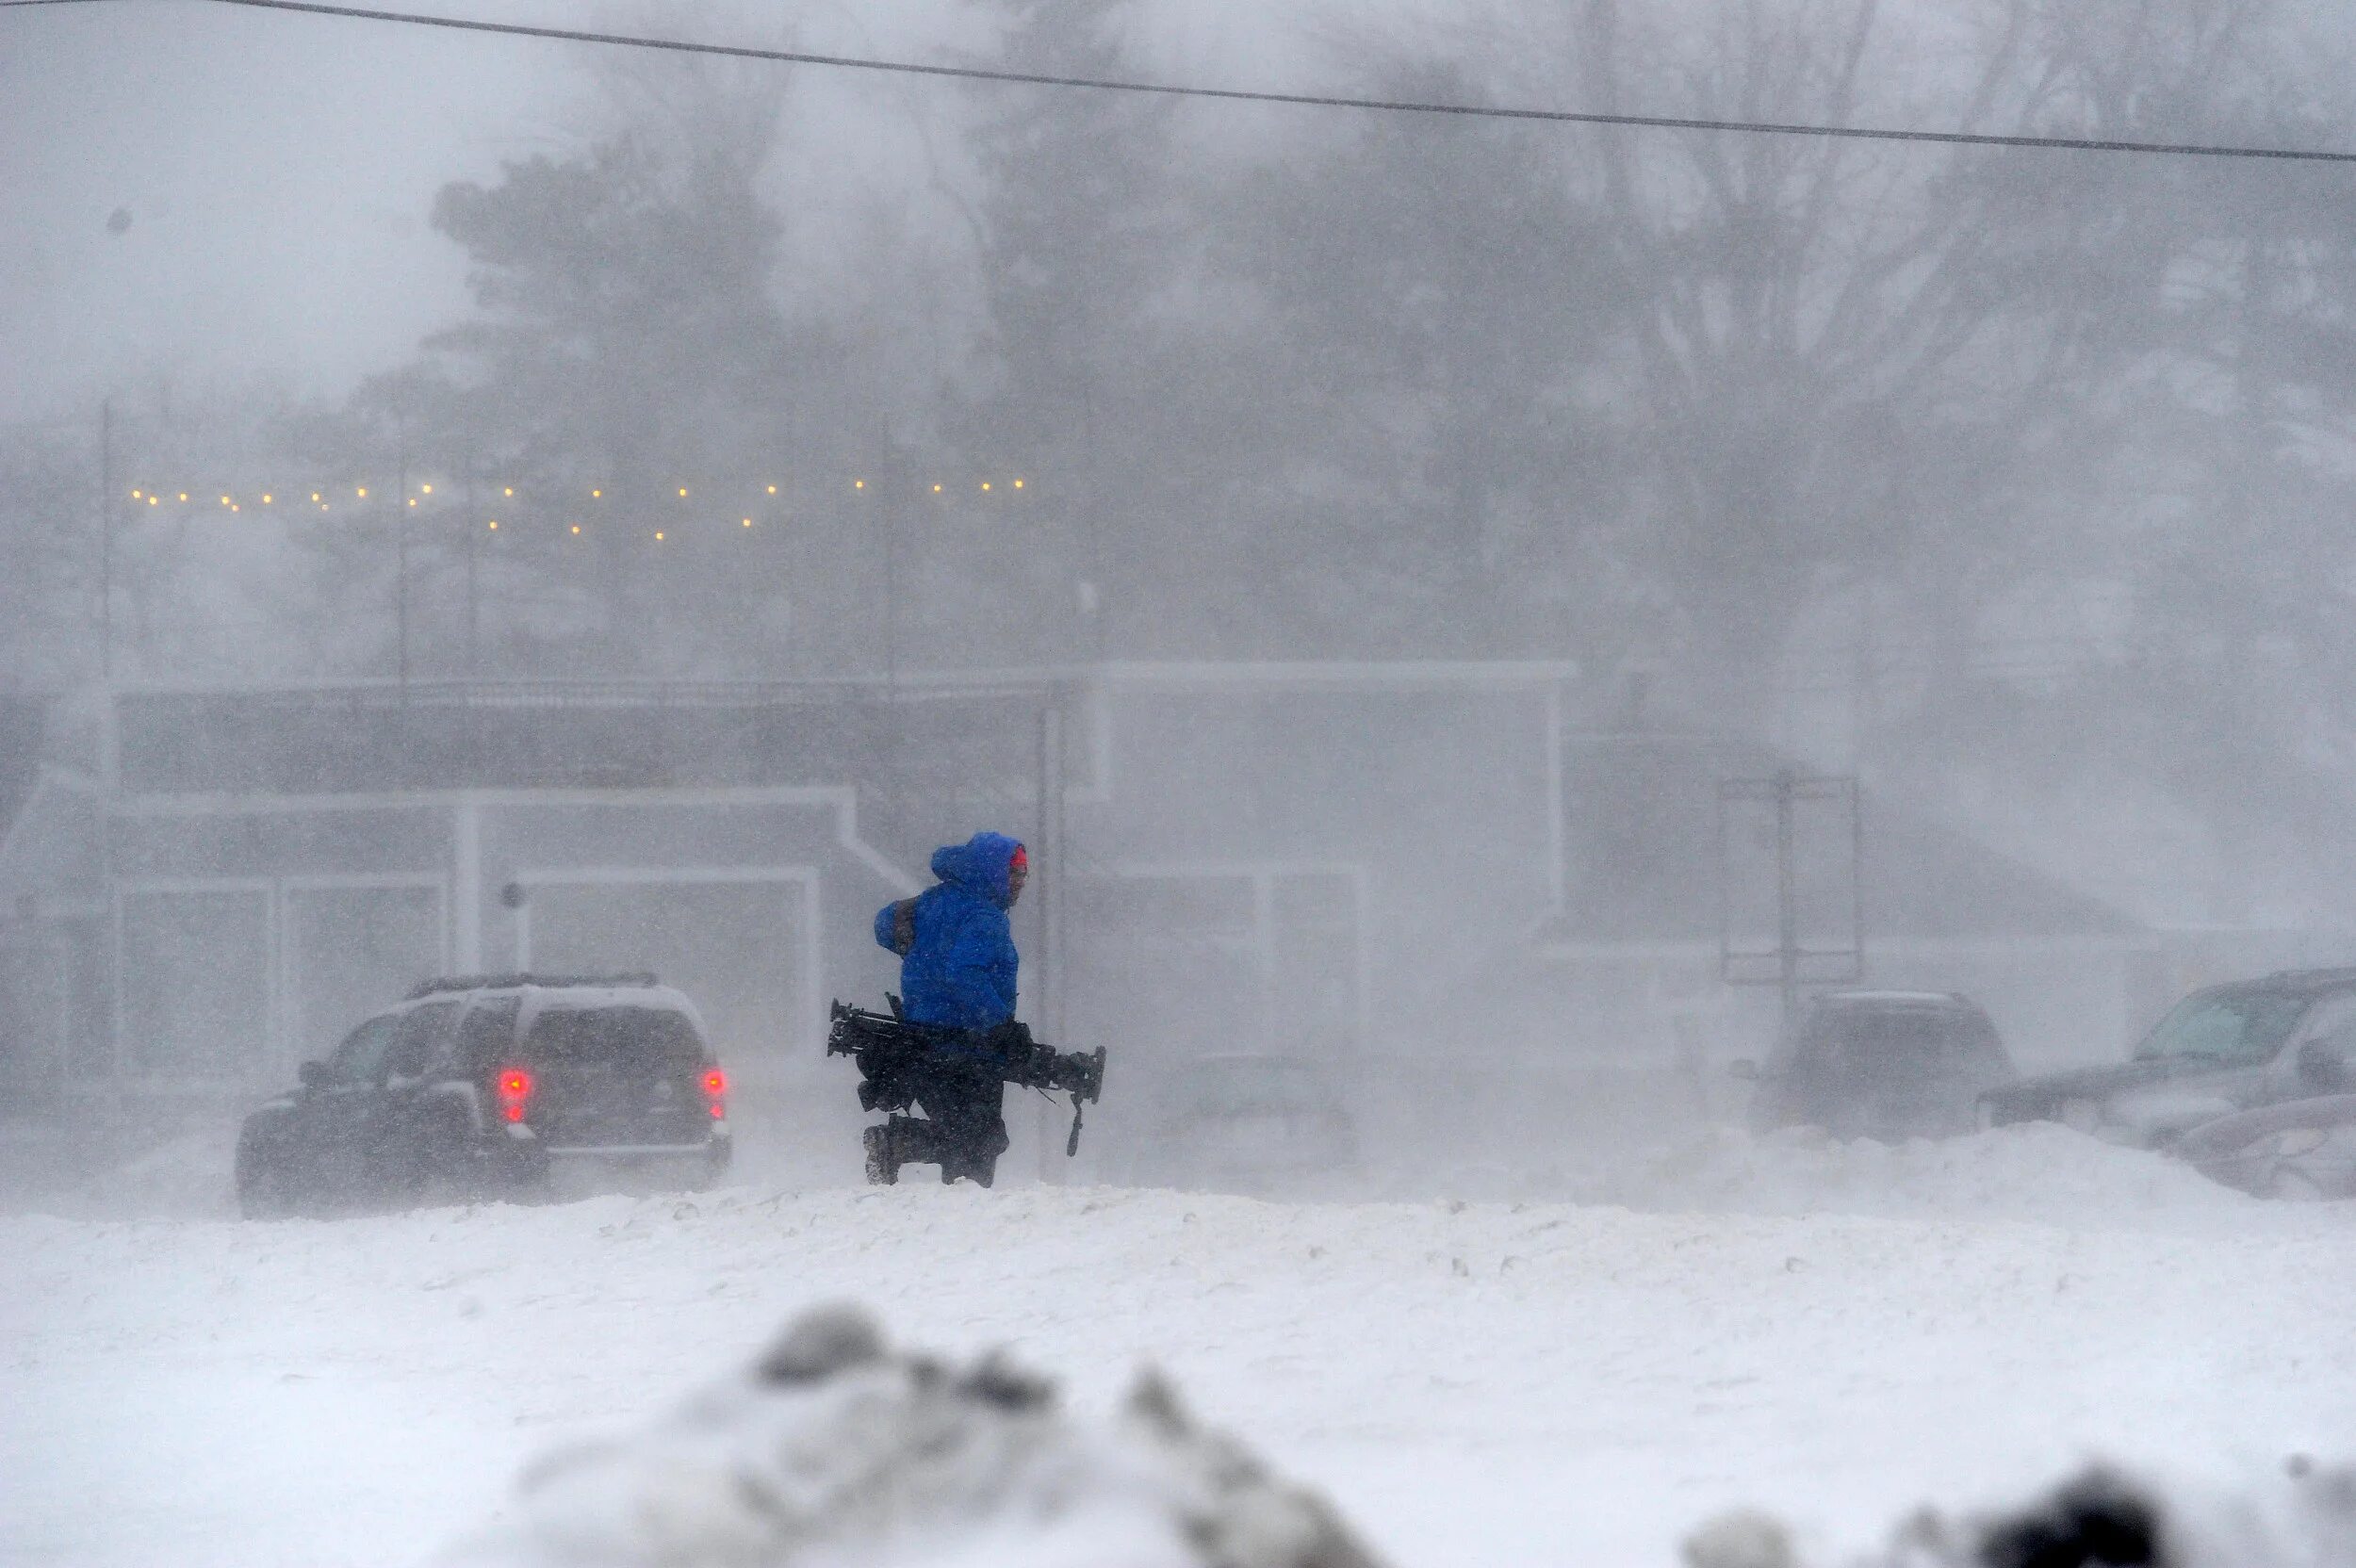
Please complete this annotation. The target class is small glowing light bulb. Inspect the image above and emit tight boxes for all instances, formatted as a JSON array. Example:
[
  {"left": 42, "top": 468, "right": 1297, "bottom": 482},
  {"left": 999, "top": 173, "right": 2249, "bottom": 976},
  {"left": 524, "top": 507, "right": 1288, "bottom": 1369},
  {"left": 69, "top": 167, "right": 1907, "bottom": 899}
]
[
  {"left": 419, "top": 483, "right": 432, "bottom": 495},
  {"left": 487, "top": 519, "right": 499, "bottom": 531},
  {"left": 262, "top": 495, "right": 272, "bottom": 504},
  {"left": 592, "top": 489, "right": 602, "bottom": 498},
  {"left": 980, "top": 482, "right": 991, "bottom": 492},
  {"left": 502, "top": 487, "right": 513, "bottom": 498},
  {"left": 933, "top": 483, "right": 942, "bottom": 493},
  {"left": 356, "top": 487, "right": 367, "bottom": 498},
  {"left": 570, "top": 524, "right": 581, "bottom": 534},
  {"left": 678, "top": 487, "right": 688, "bottom": 498},
  {"left": 1013, "top": 479, "right": 1024, "bottom": 489},
  {"left": 766, "top": 484, "right": 777, "bottom": 495},
  {"left": 742, "top": 517, "right": 752, "bottom": 527},
  {"left": 148, "top": 497, "right": 158, "bottom": 506},
  {"left": 854, "top": 479, "right": 865, "bottom": 490},
  {"left": 131, "top": 489, "right": 142, "bottom": 498},
  {"left": 654, "top": 531, "right": 665, "bottom": 542},
  {"left": 179, "top": 493, "right": 188, "bottom": 501}
]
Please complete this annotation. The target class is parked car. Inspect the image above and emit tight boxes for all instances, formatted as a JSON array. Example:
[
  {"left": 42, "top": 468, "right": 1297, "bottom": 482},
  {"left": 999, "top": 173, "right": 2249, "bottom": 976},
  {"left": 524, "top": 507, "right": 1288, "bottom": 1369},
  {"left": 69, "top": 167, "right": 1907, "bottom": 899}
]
[
  {"left": 236, "top": 972, "right": 731, "bottom": 1217},
  {"left": 2174, "top": 1089, "right": 2356, "bottom": 1200},
  {"left": 1121, "top": 1054, "right": 1360, "bottom": 1191},
  {"left": 1737, "top": 990, "right": 2015, "bottom": 1141},
  {"left": 1979, "top": 967, "right": 2356, "bottom": 1150}
]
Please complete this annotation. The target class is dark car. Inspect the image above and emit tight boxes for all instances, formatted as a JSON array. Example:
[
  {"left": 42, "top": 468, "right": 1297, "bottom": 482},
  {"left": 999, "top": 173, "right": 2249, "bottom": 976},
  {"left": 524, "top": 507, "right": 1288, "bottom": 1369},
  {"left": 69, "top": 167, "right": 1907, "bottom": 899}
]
[
  {"left": 236, "top": 972, "right": 732, "bottom": 1217},
  {"left": 1121, "top": 1054, "right": 1360, "bottom": 1191},
  {"left": 1980, "top": 967, "right": 2356, "bottom": 1150},
  {"left": 1738, "top": 990, "right": 2015, "bottom": 1141}
]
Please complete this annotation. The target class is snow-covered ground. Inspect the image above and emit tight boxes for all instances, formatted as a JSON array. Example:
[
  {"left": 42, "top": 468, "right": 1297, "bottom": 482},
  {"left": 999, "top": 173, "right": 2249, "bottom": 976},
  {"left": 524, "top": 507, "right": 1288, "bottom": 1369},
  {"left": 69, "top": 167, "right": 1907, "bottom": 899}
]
[{"left": 4, "top": 1127, "right": 2350, "bottom": 1566}]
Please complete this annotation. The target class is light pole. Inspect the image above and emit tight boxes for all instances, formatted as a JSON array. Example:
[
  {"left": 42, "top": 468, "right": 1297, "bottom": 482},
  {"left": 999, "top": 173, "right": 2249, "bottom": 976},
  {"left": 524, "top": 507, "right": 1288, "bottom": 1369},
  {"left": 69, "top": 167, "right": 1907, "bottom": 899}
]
[
  {"left": 97, "top": 399, "right": 114, "bottom": 681},
  {"left": 395, "top": 433, "right": 410, "bottom": 695},
  {"left": 464, "top": 460, "right": 480, "bottom": 679}
]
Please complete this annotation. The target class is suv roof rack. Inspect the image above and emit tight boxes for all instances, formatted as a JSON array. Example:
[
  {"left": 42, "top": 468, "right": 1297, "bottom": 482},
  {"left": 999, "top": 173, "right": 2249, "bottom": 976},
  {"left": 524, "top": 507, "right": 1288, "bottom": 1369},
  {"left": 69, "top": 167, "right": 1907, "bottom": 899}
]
[
  {"left": 407, "top": 972, "right": 661, "bottom": 1000},
  {"left": 2255, "top": 966, "right": 2356, "bottom": 987}
]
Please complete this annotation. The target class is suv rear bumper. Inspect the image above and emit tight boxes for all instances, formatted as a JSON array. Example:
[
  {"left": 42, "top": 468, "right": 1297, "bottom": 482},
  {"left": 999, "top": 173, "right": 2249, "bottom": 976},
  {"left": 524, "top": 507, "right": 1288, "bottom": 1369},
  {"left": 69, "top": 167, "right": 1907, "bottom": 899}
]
[{"left": 545, "top": 1139, "right": 728, "bottom": 1158}]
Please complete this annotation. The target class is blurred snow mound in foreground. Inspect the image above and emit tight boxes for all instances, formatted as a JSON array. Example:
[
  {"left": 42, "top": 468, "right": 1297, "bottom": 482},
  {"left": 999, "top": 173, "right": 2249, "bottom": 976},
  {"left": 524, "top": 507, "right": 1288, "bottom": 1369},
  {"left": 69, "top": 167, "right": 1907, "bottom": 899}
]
[
  {"left": 1686, "top": 1460, "right": 2356, "bottom": 1568},
  {"left": 440, "top": 1304, "right": 1384, "bottom": 1568},
  {"left": 1606, "top": 1122, "right": 2250, "bottom": 1226}
]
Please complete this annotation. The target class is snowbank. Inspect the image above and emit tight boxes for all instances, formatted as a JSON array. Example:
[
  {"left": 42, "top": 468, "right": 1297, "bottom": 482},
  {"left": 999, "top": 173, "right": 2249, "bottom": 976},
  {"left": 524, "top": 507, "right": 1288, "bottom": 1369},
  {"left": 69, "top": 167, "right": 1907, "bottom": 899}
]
[
  {"left": 440, "top": 1304, "right": 1382, "bottom": 1568},
  {"left": 8, "top": 1095, "right": 2296, "bottom": 1234},
  {"left": 1357, "top": 1119, "right": 2273, "bottom": 1229},
  {"left": 1583, "top": 1122, "right": 2258, "bottom": 1228},
  {"left": 0, "top": 1118, "right": 239, "bottom": 1220},
  {"left": 447, "top": 1302, "right": 2356, "bottom": 1568},
  {"left": 1687, "top": 1460, "right": 2356, "bottom": 1568},
  {"left": 8, "top": 1181, "right": 2350, "bottom": 1567}
]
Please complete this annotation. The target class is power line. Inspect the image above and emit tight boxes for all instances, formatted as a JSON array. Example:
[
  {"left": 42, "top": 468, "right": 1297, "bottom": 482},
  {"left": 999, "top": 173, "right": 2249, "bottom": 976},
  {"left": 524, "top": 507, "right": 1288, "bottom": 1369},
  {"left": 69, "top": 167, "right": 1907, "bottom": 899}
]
[{"left": 156, "top": 0, "right": 2356, "bottom": 166}]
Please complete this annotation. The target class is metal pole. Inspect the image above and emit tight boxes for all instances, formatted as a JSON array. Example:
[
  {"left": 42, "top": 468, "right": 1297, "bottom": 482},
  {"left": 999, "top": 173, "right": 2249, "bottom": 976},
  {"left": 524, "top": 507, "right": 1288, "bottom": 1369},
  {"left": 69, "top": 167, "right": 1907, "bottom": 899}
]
[
  {"left": 1775, "top": 767, "right": 1799, "bottom": 1029},
  {"left": 1035, "top": 700, "right": 1066, "bottom": 1184},
  {"left": 1079, "top": 376, "right": 1108, "bottom": 663},
  {"left": 396, "top": 437, "right": 410, "bottom": 694},
  {"left": 1850, "top": 778, "right": 1865, "bottom": 984},
  {"left": 1715, "top": 778, "right": 1731, "bottom": 984},
  {"left": 882, "top": 434, "right": 900, "bottom": 690},
  {"left": 1042, "top": 700, "right": 1066, "bottom": 1045},
  {"left": 464, "top": 462, "right": 479, "bottom": 679},
  {"left": 97, "top": 399, "right": 114, "bottom": 680}
]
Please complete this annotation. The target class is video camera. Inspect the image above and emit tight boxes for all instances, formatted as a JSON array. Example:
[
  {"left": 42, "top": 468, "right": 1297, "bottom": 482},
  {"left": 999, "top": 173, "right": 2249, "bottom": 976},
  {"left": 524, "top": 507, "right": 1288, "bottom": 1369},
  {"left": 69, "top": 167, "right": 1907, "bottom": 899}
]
[{"left": 827, "top": 998, "right": 1107, "bottom": 1155}]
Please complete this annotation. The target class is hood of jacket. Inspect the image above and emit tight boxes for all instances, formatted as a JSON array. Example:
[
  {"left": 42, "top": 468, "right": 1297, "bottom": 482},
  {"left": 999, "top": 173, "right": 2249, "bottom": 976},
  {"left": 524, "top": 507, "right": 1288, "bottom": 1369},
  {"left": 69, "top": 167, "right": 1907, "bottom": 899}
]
[{"left": 929, "top": 831, "right": 1024, "bottom": 908}]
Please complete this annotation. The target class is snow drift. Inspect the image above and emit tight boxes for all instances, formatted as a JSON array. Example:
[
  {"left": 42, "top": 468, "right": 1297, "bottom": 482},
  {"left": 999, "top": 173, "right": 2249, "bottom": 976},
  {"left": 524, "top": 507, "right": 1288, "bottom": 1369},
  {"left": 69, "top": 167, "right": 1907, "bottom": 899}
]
[
  {"left": 438, "top": 1303, "right": 1383, "bottom": 1568},
  {"left": 10, "top": 1164, "right": 2348, "bottom": 1564},
  {"left": 1685, "top": 1459, "right": 2356, "bottom": 1568},
  {"left": 1587, "top": 1122, "right": 2255, "bottom": 1227}
]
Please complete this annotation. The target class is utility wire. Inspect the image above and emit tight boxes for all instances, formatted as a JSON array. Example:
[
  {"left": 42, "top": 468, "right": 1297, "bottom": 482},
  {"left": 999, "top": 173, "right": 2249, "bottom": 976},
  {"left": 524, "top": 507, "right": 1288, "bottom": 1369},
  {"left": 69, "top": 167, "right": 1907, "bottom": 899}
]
[{"left": 149, "top": 0, "right": 2356, "bottom": 166}]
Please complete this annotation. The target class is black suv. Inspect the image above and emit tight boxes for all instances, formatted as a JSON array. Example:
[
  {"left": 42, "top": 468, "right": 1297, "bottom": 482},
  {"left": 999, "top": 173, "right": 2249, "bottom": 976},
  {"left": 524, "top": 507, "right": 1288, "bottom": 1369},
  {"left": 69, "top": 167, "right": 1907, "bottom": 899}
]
[
  {"left": 236, "top": 972, "right": 732, "bottom": 1217},
  {"left": 1738, "top": 990, "right": 2015, "bottom": 1141},
  {"left": 1981, "top": 967, "right": 2356, "bottom": 1149}
]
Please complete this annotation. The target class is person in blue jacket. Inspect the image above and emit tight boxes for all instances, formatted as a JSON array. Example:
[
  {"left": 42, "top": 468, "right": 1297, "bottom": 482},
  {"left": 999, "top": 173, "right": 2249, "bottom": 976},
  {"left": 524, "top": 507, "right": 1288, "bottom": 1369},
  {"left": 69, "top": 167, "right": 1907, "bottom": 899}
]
[{"left": 865, "top": 831, "right": 1027, "bottom": 1184}]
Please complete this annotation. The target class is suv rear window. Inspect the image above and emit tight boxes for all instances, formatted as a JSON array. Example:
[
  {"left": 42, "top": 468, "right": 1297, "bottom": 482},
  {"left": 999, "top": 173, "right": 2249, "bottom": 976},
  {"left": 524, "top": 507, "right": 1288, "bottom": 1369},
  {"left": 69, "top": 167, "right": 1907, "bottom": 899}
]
[
  {"left": 1796, "top": 1007, "right": 2003, "bottom": 1085},
  {"left": 523, "top": 1006, "right": 705, "bottom": 1069}
]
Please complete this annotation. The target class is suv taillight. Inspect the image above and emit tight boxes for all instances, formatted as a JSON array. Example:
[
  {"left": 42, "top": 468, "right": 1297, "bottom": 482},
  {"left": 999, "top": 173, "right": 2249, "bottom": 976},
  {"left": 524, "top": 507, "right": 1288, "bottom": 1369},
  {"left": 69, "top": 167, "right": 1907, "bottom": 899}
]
[
  {"left": 494, "top": 1068, "right": 533, "bottom": 1123},
  {"left": 703, "top": 1067, "right": 728, "bottom": 1120}
]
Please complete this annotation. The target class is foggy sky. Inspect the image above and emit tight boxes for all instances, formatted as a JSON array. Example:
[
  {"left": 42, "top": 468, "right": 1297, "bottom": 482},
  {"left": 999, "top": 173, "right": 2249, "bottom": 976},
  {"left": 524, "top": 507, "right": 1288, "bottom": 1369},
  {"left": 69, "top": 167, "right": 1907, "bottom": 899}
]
[
  {"left": 0, "top": 0, "right": 1353, "bottom": 425},
  {"left": 33, "top": 0, "right": 2356, "bottom": 429}
]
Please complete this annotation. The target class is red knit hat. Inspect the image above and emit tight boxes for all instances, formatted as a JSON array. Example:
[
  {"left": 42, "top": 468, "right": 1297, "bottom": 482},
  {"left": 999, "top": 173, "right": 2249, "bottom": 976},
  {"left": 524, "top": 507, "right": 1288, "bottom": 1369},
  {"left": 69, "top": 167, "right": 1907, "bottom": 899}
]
[{"left": 1008, "top": 843, "right": 1029, "bottom": 874}]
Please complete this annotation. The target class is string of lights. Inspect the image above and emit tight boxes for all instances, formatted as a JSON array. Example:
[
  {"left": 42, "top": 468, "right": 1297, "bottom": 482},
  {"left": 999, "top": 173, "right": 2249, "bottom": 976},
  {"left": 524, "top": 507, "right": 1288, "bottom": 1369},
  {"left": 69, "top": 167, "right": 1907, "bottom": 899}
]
[{"left": 115, "top": 474, "right": 1033, "bottom": 540}]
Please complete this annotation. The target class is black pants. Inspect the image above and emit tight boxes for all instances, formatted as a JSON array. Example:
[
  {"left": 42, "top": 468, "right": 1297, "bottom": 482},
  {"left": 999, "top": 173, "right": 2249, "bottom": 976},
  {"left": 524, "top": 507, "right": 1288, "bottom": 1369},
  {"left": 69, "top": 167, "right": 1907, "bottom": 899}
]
[{"left": 903, "top": 1058, "right": 1009, "bottom": 1185}]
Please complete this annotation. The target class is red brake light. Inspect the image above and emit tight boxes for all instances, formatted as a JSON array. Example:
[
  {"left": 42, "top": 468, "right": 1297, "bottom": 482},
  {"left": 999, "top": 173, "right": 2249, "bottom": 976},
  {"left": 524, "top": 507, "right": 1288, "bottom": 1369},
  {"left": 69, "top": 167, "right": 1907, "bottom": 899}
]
[
  {"left": 494, "top": 1067, "right": 533, "bottom": 1123},
  {"left": 704, "top": 1067, "right": 727, "bottom": 1119}
]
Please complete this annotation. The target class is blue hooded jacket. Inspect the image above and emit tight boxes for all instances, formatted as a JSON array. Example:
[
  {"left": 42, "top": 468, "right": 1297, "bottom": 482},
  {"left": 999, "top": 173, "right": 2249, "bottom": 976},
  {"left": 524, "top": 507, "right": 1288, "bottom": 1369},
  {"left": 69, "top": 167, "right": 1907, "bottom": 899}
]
[{"left": 875, "top": 831, "right": 1023, "bottom": 1031}]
